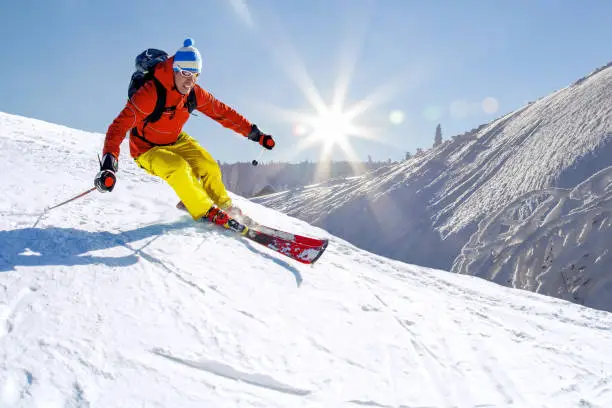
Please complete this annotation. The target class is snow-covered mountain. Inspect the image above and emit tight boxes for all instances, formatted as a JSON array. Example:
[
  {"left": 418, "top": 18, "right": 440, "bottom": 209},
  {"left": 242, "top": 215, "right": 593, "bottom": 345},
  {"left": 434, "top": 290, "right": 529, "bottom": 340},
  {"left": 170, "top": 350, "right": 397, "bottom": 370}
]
[
  {"left": 254, "top": 62, "right": 612, "bottom": 311},
  {"left": 452, "top": 167, "right": 612, "bottom": 312},
  {"left": 2, "top": 112, "right": 612, "bottom": 407}
]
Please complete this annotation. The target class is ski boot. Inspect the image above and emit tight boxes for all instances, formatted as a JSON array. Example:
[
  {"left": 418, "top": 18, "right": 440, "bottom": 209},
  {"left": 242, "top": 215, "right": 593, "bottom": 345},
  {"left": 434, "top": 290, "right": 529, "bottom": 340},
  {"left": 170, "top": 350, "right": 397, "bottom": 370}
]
[{"left": 201, "top": 206, "right": 248, "bottom": 234}]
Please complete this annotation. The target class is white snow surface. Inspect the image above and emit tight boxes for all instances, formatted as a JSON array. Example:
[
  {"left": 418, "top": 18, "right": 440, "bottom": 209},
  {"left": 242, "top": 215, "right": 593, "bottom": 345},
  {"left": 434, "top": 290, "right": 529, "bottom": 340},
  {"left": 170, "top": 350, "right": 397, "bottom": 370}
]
[
  {"left": 452, "top": 167, "right": 612, "bottom": 312},
  {"left": 1, "top": 113, "right": 612, "bottom": 407},
  {"left": 254, "top": 62, "right": 612, "bottom": 310}
]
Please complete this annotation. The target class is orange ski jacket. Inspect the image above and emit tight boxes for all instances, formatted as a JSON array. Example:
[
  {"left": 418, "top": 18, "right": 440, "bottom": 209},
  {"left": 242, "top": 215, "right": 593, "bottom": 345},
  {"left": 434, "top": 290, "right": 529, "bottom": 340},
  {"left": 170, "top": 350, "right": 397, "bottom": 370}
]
[{"left": 103, "top": 56, "right": 252, "bottom": 159}]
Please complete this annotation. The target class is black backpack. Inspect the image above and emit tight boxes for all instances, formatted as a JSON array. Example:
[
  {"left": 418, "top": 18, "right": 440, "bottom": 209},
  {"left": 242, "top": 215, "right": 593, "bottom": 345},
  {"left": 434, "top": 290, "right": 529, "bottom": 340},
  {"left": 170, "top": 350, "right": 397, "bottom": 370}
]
[{"left": 128, "top": 48, "right": 197, "bottom": 126}]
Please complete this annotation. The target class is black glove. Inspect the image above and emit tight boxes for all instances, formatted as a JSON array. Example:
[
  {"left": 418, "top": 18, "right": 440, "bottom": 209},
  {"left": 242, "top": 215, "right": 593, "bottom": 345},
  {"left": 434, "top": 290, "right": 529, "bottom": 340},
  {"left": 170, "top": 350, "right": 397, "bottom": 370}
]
[
  {"left": 94, "top": 153, "right": 118, "bottom": 193},
  {"left": 247, "top": 124, "right": 275, "bottom": 150}
]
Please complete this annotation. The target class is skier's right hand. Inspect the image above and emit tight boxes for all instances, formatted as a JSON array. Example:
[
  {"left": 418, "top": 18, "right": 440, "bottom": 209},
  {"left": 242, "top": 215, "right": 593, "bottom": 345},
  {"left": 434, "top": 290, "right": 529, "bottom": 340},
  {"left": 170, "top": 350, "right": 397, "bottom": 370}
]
[{"left": 94, "top": 153, "right": 118, "bottom": 193}]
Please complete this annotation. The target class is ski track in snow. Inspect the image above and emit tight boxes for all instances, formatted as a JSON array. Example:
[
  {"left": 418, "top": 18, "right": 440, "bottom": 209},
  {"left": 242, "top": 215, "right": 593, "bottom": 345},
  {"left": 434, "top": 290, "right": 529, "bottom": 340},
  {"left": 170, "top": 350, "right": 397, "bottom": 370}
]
[
  {"left": 357, "top": 275, "right": 517, "bottom": 407},
  {"left": 0, "top": 285, "right": 38, "bottom": 341},
  {"left": 152, "top": 348, "right": 312, "bottom": 396}
]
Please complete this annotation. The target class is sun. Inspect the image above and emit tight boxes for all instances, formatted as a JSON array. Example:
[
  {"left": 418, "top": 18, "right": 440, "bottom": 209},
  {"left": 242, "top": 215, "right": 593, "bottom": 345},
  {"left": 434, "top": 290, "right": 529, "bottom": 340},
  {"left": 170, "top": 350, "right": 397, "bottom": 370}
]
[
  {"left": 309, "top": 108, "right": 355, "bottom": 149},
  {"left": 287, "top": 101, "right": 372, "bottom": 162},
  {"left": 277, "top": 88, "right": 382, "bottom": 163}
]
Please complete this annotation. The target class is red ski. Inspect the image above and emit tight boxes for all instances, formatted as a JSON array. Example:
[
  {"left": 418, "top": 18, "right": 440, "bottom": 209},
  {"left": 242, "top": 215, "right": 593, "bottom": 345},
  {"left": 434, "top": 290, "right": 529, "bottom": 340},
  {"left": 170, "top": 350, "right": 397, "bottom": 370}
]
[
  {"left": 181, "top": 203, "right": 328, "bottom": 263},
  {"left": 245, "top": 222, "right": 327, "bottom": 248},
  {"left": 202, "top": 216, "right": 328, "bottom": 265},
  {"left": 244, "top": 227, "right": 328, "bottom": 264}
]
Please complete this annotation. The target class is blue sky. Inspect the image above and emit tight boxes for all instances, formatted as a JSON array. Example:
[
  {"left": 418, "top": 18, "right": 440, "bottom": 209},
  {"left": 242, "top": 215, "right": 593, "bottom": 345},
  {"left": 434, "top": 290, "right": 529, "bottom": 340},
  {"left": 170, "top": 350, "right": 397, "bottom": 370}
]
[{"left": 1, "top": 0, "right": 610, "bottom": 164}]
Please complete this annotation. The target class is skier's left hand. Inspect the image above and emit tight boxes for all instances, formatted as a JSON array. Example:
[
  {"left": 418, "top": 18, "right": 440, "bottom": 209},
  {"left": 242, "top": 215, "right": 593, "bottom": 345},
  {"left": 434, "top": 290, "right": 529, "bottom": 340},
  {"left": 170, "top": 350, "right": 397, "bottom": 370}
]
[{"left": 248, "top": 124, "right": 275, "bottom": 150}]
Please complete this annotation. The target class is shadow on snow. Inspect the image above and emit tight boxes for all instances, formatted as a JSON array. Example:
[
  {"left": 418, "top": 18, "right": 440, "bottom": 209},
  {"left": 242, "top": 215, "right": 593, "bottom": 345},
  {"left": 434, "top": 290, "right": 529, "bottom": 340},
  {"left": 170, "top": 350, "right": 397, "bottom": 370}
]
[
  {"left": 0, "top": 221, "right": 304, "bottom": 285},
  {"left": 0, "top": 222, "right": 188, "bottom": 272}
]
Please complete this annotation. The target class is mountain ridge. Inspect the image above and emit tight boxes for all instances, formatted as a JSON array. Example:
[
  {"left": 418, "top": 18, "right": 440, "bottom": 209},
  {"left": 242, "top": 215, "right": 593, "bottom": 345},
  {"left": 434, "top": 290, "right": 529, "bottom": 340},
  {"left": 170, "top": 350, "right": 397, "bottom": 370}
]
[{"left": 254, "top": 61, "right": 612, "bottom": 310}]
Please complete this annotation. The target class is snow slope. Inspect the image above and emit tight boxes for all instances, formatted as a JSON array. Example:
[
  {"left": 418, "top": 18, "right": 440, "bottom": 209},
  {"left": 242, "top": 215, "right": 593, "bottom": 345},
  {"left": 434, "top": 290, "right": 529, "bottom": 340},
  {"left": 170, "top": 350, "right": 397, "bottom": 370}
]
[
  {"left": 1, "top": 113, "right": 612, "bottom": 407},
  {"left": 254, "top": 62, "right": 612, "bottom": 310},
  {"left": 452, "top": 165, "right": 612, "bottom": 312}
]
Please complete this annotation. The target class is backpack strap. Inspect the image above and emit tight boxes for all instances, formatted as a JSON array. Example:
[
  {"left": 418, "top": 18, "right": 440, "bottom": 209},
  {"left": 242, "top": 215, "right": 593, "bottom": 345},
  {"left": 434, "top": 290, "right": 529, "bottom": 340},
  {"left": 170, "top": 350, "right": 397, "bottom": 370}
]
[
  {"left": 145, "top": 79, "right": 196, "bottom": 122},
  {"left": 131, "top": 79, "right": 197, "bottom": 147},
  {"left": 186, "top": 89, "right": 197, "bottom": 113},
  {"left": 144, "top": 77, "right": 167, "bottom": 125}
]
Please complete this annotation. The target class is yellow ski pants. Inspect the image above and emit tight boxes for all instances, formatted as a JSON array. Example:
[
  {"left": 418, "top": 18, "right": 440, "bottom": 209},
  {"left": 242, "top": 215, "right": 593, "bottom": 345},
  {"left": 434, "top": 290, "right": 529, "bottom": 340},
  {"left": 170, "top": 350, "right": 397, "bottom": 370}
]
[{"left": 135, "top": 132, "right": 232, "bottom": 220}]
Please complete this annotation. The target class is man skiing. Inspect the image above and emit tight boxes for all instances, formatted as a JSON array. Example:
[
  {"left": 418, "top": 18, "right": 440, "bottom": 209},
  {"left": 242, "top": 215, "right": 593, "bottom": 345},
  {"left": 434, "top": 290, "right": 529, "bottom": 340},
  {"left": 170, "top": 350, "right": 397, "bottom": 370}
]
[{"left": 95, "top": 38, "right": 275, "bottom": 226}]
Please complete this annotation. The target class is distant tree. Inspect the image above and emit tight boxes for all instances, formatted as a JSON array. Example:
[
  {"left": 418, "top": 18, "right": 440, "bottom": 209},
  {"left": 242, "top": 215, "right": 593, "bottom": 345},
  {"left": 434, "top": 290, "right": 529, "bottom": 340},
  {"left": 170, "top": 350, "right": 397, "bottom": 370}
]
[
  {"left": 405, "top": 151, "right": 412, "bottom": 160},
  {"left": 368, "top": 155, "right": 372, "bottom": 163},
  {"left": 253, "top": 185, "right": 276, "bottom": 197},
  {"left": 434, "top": 124, "right": 443, "bottom": 147},
  {"left": 416, "top": 147, "right": 424, "bottom": 156}
]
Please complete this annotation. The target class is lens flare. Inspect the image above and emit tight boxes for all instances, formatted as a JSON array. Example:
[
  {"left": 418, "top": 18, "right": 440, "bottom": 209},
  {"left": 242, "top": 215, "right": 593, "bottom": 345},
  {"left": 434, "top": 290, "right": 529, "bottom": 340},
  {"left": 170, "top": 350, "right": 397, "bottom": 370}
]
[
  {"left": 482, "top": 97, "right": 499, "bottom": 114},
  {"left": 389, "top": 110, "right": 405, "bottom": 125},
  {"left": 293, "top": 123, "right": 308, "bottom": 136},
  {"left": 450, "top": 100, "right": 469, "bottom": 119}
]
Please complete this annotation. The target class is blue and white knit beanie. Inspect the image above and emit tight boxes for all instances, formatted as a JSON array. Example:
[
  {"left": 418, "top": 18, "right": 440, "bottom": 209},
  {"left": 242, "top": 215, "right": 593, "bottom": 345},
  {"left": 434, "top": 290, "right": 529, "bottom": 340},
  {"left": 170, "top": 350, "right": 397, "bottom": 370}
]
[{"left": 173, "top": 38, "right": 202, "bottom": 73}]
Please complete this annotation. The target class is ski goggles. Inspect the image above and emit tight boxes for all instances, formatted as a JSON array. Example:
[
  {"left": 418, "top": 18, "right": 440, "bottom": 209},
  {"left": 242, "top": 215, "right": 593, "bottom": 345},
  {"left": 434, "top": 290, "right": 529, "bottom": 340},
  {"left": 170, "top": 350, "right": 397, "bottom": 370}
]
[{"left": 173, "top": 66, "right": 200, "bottom": 79}]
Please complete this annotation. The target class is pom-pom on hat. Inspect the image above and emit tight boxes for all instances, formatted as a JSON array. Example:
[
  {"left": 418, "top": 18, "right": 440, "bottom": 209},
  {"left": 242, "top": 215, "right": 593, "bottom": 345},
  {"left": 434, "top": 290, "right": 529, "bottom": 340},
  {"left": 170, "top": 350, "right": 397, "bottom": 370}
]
[{"left": 173, "top": 38, "right": 202, "bottom": 73}]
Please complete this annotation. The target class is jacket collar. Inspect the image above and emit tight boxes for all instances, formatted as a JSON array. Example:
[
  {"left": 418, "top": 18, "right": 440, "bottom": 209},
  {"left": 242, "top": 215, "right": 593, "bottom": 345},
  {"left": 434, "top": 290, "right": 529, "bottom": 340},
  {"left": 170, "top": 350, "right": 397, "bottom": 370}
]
[{"left": 154, "top": 56, "right": 178, "bottom": 91}]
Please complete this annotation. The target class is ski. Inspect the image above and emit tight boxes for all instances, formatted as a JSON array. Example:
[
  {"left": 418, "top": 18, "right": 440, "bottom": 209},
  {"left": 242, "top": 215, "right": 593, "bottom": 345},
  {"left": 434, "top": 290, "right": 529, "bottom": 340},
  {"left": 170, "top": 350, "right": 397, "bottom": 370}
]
[
  {"left": 245, "top": 226, "right": 329, "bottom": 265},
  {"left": 178, "top": 203, "right": 328, "bottom": 250},
  {"left": 202, "top": 216, "right": 328, "bottom": 265},
  {"left": 242, "top": 221, "right": 327, "bottom": 248}
]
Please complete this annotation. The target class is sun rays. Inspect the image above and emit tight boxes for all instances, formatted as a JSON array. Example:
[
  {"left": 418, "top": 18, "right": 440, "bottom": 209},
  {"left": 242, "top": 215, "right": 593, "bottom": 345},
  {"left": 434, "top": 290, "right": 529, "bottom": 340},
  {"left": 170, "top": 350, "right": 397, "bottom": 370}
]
[
  {"left": 225, "top": 1, "right": 428, "bottom": 179},
  {"left": 288, "top": 97, "right": 375, "bottom": 161}
]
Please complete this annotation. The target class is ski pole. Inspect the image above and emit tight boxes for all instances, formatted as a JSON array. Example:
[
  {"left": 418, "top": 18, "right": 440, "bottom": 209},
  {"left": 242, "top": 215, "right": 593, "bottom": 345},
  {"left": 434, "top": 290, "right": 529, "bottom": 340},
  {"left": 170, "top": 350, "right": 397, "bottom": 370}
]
[
  {"left": 252, "top": 149, "right": 265, "bottom": 166},
  {"left": 45, "top": 187, "right": 97, "bottom": 211},
  {"left": 33, "top": 187, "right": 97, "bottom": 227}
]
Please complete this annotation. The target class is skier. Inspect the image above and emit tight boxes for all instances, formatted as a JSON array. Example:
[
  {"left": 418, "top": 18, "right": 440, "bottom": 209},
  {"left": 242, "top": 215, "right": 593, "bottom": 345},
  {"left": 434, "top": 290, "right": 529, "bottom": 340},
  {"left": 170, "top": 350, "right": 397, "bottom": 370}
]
[{"left": 94, "top": 38, "right": 275, "bottom": 226}]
